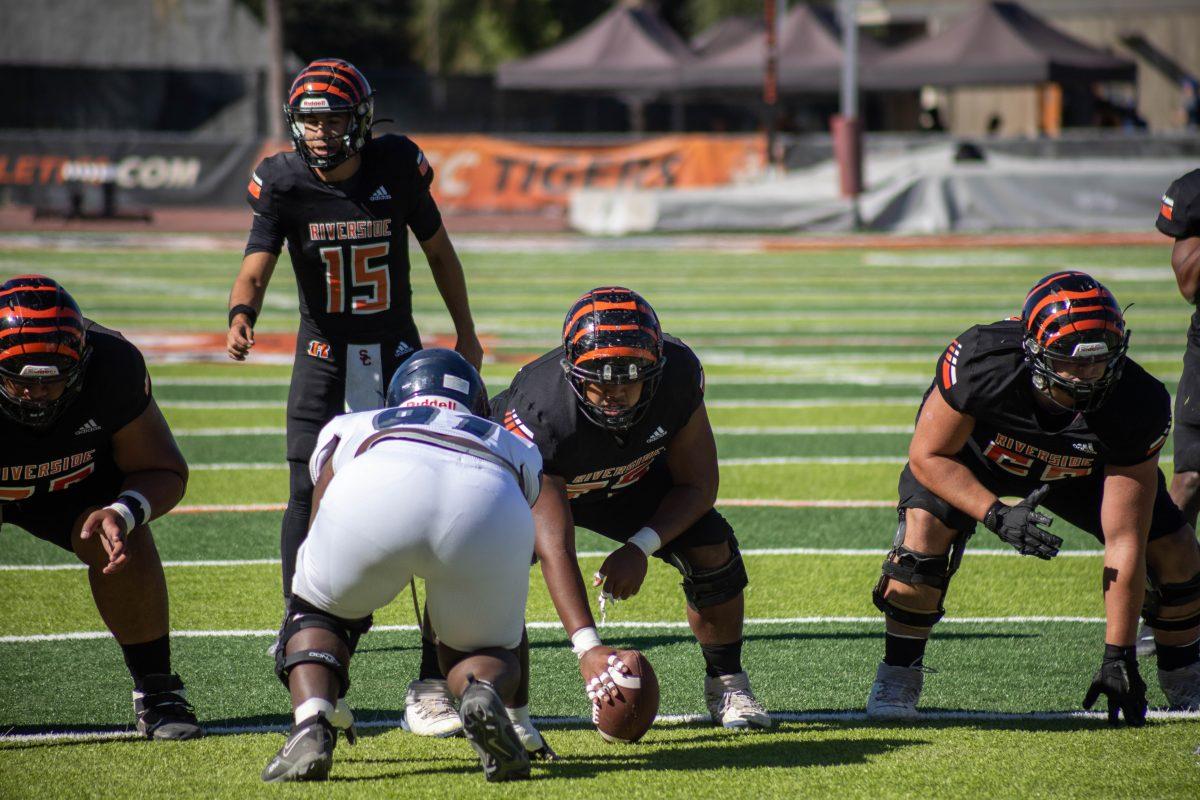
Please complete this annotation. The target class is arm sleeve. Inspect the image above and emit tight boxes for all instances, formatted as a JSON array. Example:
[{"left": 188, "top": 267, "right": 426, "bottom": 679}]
[
  {"left": 98, "top": 337, "right": 153, "bottom": 432},
  {"left": 934, "top": 330, "right": 981, "bottom": 415},
  {"left": 1157, "top": 170, "right": 1200, "bottom": 239},
  {"left": 245, "top": 162, "right": 285, "bottom": 256},
  {"left": 408, "top": 190, "right": 443, "bottom": 243}
]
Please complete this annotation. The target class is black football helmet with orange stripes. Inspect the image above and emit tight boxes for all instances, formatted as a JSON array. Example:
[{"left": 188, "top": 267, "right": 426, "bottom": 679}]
[
  {"left": 1021, "top": 271, "right": 1129, "bottom": 412},
  {"left": 561, "top": 287, "right": 666, "bottom": 431},
  {"left": 0, "top": 275, "right": 91, "bottom": 428},
  {"left": 285, "top": 58, "right": 375, "bottom": 169}
]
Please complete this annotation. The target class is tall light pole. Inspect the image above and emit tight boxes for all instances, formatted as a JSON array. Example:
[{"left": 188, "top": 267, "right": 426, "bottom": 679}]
[
  {"left": 833, "top": 0, "right": 863, "bottom": 227},
  {"left": 264, "top": 0, "right": 285, "bottom": 139}
]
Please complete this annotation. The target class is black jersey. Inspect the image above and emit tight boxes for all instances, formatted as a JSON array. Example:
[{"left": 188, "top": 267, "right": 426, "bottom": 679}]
[
  {"left": 492, "top": 335, "right": 705, "bottom": 505},
  {"left": 0, "top": 327, "right": 151, "bottom": 513},
  {"left": 244, "top": 134, "right": 443, "bottom": 339},
  {"left": 929, "top": 319, "right": 1171, "bottom": 485},
  {"left": 1156, "top": 168, "right": 1200, "bottom": 361}
]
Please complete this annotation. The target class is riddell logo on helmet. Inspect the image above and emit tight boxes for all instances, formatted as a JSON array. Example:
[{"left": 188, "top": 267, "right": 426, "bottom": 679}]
[
  {"left": 18, "top": 365, "right": 61, "bottom": 377},
  {"left": 400, "top": 397, "right": 466, "bottom": 411},
  {"left": 300, "top": 97, "right": 331, "bottom": 110},
  {"left": 1070, "top": 342, "right": 1109, "bottom": 357}
]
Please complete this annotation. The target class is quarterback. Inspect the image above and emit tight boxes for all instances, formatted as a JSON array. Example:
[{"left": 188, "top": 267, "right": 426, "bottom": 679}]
[
  {"left": 867, "top": 271, "right": 1200, "bottom": 723},
  {"left": 224, "top": 58, "right": 481, "bottom": 734}
]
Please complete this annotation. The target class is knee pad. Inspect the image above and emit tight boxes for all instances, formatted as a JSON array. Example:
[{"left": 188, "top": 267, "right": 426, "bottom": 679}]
[
  {"left": 1142, "top": 571, "right": 1200, "bottom": 631},
  {"left": 668, "top": 538, "right": 749, "bottom": 610},
  {"left": 872, "top": 514, "right": 971, "bottom": 628},
  {"left": 274, "top": 597, "right": 372, "bottom": 697}
]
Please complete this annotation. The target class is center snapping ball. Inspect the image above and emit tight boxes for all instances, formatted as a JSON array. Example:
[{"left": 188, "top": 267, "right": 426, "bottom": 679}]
[{"left": 593, "top": 649, "right": 659, "bottom": 743}]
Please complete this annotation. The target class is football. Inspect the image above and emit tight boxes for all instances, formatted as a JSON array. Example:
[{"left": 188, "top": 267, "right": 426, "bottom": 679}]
[{"left": 593, "top": 649, "right": 660, "bottom": 743}]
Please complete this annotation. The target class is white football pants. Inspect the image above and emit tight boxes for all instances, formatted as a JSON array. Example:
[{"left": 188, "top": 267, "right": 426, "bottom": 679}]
[{"left": 292, "top": 441, "right": 534, "bottom": 651}]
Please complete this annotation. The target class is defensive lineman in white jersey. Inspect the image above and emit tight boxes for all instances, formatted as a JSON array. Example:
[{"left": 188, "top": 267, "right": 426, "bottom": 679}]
[{"left": 263, "top": 349, "right": 544, "bottom": 784}]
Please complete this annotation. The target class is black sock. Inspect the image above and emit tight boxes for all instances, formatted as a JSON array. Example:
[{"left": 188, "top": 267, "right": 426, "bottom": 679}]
[
  {"left": 884, "top": 632, "right": 927, "bottom": 668},
  {"left": 700, "top": 640, "right": 744, "bottom": 678},
  {"left": 121, "top": 635, "right": 171, "bottom": 687},
  {"left": 418, "top": 634, "right": 444, "bottom": 680},
  {"left": 1156, "top": 638, "right": 1200, "bottom": 672}
]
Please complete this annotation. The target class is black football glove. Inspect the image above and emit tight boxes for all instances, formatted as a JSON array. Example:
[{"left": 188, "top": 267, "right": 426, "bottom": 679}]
[
  {"left": 1082, "top": 644, "right": 1147, "bottom": 727},
  {"left": 982, "top": 484, "right": 1062, "bottom": 560}
]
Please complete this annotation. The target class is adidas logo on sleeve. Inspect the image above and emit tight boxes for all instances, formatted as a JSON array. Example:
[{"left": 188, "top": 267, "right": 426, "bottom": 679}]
[{"left": 369, "top": 185, "right": 391, "bottom": 202}]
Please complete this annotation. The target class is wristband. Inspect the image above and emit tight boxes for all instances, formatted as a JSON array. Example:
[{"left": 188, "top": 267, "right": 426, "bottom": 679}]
[
  {"left": 627, "top": 526, "right": 661, "bottom": 557},
  {"left": 1103, "top": 643, "right": 1137, "bottom": 662},
  {"left": 104, "top": 501, "right": 136, "bottom": 533},
  {"left": 228, "top": 304, "right": 258, "bottom": 328},
  {"left": 117, "top": 491, "right": 150, "bottom": 528},
  {"left": 570, "top": 626, "right": 603, "bottom": 659}
]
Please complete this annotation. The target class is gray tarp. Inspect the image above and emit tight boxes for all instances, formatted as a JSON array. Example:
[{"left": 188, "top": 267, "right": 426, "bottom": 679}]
[
  {"left": 496, "top": 6, "right": 694, "bottom": 93},
  {"left": 866, "top": 1, "right": 1136, "bottom": 88},
  {"left": 569, "top": 145, "right": 1191, "bottom": 234}
]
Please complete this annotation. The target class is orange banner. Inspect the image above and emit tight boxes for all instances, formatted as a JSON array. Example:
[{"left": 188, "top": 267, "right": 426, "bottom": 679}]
[{"left": 416, "top": 134, "right": 765, "bottom": 213}]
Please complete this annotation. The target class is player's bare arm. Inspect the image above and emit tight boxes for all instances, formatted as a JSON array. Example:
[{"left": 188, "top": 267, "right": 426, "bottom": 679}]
[
  {"left": 596, "top": 402, "right": 720, "bottom": 602},
  {"left": 418, "top": 226, "right": 482, "bottom": 370},
  {"left": 1098, "top": 457, "right": 1157, "bottom": 646},
  {"left": 226, "top": 251, "right": 278, "bottom": 360},
  {"left": 530, "top": 472, "right": 628, "bottom": 697},
  {"left": 1171, "top": 236, "right": 1200, "bottom": 303},
  {"left": 908, "top": 389, "right": 995, "bottom": 520},
  {"left": 80, "top": 399, "right": 188, "bottom": 574}
]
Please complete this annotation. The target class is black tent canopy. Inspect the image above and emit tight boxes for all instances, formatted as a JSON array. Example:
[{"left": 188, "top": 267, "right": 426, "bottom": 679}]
[
  {"left": 496, "top": 5, "right": 694, "bottom": 93},
  {"left": 686, "top": 3, "right": 886, "bottom": 92},
  {"left": 866, "top": 1, "right": 1136, "bottom": 88}
]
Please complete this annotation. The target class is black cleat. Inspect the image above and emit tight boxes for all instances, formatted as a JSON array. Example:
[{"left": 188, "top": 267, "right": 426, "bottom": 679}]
[
  {"left": 261, "top": 713, "right": 337, "bottom": 783},
  {"left": 459, "top": 679, "right": 530, "bottom": 782},
  {"left": 133, "top": 673, "right": 203, "bottom": 740}
]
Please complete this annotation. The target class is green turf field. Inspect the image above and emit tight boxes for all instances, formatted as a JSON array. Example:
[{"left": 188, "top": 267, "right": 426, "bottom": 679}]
[{"left": 0, "top": 240, "right": 1197, "bottom": 798}]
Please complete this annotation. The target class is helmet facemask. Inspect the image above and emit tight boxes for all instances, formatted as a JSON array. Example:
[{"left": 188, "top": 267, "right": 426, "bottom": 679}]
[
  {"left": 1021, "top": 271, "right": 1129, "bottom": 413},
  {"left": 560, "top": 287, "right": 666, "bottom": 433},
  {"left": 0, "top": 350, "right": 90, "bottom": 429},
  {"left": 285, "top": 60, "right": 375, "bottom": 170}
]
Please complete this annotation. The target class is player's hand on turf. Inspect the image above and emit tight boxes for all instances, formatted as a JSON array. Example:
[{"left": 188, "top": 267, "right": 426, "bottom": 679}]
[
  {"left": 982, "top": 484, "right": 1062, "bottom": 559},
  {"left": 594, "top": 544, "right": 649, "bottom": 600},
  {"left": 79, "top": 507, "right": 131, "bottom": 574},
  {"left": 226, "top": 317, "right": 255, "bottom": 361},
  {"left": 454, "top": 330, "right": 484, "bottom": 371},
  {"left": 579, "top": 646, "right": 630, "bottom": 707},
  {"left": 1083, "top": 645, "right": 1147, "bottom": 727}
]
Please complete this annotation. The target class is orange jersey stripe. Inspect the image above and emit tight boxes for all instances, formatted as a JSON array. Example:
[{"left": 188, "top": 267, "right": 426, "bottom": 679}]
[{"left": 247, "top": 179, "right": 262, "bottom": 199}]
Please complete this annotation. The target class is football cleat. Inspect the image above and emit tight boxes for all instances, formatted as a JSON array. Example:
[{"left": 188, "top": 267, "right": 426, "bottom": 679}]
[
  {"left": 402, "top": 678, "right": 463, "bottom": 737},
  {"left": 1158, "top": 661, "right": 1200, "bottom": 710},
  {"left": 1135, "top": 623, "right": 1156, "bottom": 658},
  {"left": 704, "top": 672, "right": 774, "bottom": 730},
  {"left": 866, "top": 662, "right": 924, "bottom": 719},
  {"left": 132, "top": 673, "right": 202, "bottom": 740},
  {"left": 459, "top": 678, "right": 530, "bottom": 782},
  {"left": 261, "top": 713, "right": 336, "bottom": 783}
]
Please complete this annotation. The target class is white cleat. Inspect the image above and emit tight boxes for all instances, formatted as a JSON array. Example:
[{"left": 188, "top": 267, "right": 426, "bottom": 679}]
[
  {"left": 1158, "top": 661, "right": 1200, "bottom": 710},
  {"left": 866, "top": 662, "right": 923, "bottom": 719},
  {"left": 704, "top": 672, "right": 774, "bottom": 730},
  {"left": 402, "top": 679, "right": 463, "bottom": 737}
]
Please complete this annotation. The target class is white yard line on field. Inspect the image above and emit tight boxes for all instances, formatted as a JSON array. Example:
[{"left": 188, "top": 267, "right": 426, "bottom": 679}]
[
  {"left": 0, "top": 616, "right": 1113, "bottom": 645},
  {"left": 3, "top": 707, "right": 1197, "bottom": 743},
  {"left": 0, "top": 548, "right": 1105, "bottom": 571}
]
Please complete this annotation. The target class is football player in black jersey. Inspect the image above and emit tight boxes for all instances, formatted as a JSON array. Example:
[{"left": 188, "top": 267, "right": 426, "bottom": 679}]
[
  {"left": 1156, "top": 171, "right": 1200, "bottom": 527},
  {"left": 866, "top": 271, "right": 1200, "bottom": 722},
  {"left": 224, "top": 59, "right": 481, "bottom": 735},
  {"left": 492, "top": 287, "right": 772, "bottom": 729},
  {"left": 0, "top": 275, "right": 201, "bottom": 739}
]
